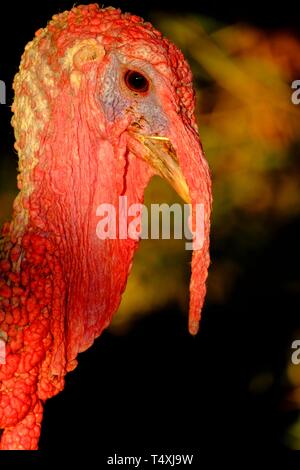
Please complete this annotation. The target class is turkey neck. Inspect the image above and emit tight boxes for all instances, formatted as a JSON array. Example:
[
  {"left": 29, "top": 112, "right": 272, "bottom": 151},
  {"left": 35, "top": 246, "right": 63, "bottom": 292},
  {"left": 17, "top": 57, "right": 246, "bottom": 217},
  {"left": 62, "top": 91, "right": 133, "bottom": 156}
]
[{"left": 9, "top": 89, "right": 153, "bottom": 366}]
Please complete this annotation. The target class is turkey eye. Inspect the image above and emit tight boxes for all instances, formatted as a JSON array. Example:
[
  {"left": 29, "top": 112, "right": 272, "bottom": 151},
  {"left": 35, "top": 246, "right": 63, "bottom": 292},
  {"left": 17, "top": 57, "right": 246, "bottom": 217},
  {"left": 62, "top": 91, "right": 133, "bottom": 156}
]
[{"left": 124, "top": 70, "right": 149, "bottom": 93}]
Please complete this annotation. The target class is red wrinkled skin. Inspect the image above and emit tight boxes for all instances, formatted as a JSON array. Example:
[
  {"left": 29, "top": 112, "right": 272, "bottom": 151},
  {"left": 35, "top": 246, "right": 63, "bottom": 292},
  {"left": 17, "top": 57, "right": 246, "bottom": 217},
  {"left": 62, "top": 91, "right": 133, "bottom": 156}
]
[{"left": 0, "top": 4, "right": 211, "bottom": 449}]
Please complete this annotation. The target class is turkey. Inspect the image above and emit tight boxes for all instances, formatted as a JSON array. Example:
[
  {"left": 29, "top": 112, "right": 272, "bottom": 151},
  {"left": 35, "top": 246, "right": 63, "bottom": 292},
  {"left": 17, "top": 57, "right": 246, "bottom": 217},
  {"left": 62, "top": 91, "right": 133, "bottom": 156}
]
[{"left": 0, "top": 4, "right": 211, "bottom": 449}]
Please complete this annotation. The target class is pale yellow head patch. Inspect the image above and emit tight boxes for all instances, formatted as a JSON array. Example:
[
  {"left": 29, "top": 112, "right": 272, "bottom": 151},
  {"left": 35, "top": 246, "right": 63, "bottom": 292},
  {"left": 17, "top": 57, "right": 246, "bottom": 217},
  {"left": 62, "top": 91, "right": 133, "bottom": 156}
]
[
  {"left": 64, "top": 38, "right": 106, "bottom": 92},
  {"left": 73, "top": 41, "right": 106, "bottom": 70}
]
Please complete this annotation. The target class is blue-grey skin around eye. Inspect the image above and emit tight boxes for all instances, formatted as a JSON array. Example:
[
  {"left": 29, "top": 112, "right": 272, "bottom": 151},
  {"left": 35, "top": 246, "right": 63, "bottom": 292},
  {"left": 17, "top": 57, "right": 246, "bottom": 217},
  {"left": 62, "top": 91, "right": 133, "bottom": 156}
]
[{"left": 99, "top": 53, "right": 169, "bottom": 135}]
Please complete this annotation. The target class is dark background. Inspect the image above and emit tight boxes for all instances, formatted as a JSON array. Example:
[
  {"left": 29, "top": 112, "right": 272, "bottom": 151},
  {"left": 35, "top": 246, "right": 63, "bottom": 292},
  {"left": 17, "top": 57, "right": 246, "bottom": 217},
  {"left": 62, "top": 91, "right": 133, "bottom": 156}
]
[{"left": 0, "top": 0, "right": 299, "bottom": 465}]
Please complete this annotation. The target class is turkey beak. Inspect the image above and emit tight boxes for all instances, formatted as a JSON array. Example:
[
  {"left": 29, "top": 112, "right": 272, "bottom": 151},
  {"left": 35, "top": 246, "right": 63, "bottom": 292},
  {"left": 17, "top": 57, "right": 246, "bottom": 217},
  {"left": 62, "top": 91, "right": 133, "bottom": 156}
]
[{"left": 127, "top": 133, "right": 191, "bottom": 204}]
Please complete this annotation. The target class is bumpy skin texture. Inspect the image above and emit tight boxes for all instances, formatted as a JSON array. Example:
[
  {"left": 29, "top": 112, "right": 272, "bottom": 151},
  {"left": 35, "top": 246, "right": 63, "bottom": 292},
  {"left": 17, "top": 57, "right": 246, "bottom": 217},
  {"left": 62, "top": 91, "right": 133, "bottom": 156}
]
[{"left": 0, "top": 4, "right": 211, "bottom": 449}]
